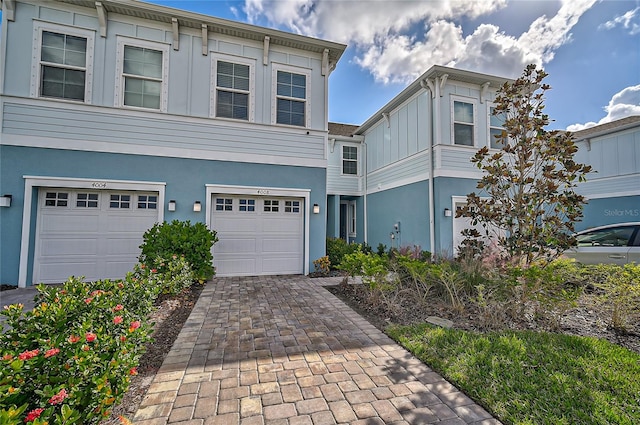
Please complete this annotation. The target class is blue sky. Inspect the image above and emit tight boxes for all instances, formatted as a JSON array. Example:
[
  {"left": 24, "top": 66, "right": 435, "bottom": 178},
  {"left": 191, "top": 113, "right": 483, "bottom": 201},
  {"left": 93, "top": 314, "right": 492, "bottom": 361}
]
[{"left": 98, "top": 1, "right": 640, "bottom": 130}]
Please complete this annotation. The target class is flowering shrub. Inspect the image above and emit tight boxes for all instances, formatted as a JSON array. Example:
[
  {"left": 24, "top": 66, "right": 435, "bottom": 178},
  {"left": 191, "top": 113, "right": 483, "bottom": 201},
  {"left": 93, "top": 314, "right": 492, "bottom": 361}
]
[{"left": 0, "top": 273, "right": 159, "bottom": 424}]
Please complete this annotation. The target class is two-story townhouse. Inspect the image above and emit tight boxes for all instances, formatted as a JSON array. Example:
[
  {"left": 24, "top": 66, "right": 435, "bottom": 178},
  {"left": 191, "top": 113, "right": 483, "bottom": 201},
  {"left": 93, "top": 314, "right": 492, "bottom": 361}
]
[
  {"left": 326, "top": 66, "right": 511, "bottom": 255},
  {"left": 327, "top": 67, "right": 639, "bottom": 257},
  {"left": 572, "top": 116, "right": 640, "bottom": 230},
  {"left": 0, "top": 0, "right": 346, "bottom": 287}
]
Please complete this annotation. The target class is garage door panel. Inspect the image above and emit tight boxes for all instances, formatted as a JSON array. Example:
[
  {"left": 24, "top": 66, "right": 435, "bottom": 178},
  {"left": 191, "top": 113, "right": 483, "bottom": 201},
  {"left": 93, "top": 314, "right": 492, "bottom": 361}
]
[
  {"left": 38, "top": 262, "right": 98, "bottom": 283},
  {"left": 105, "top": 237, "right": 145, "bottom": 255},
  {"left": 216, "top": 237, "right": 258, "bottom": 253},
  {"left": 40, "top": 214, "right": 101, "bottom": 233},
  {"left": 106, "top": 215, "right": 156, "bottom": 232},
  {"left": 211, "top": 195, "right": 304, "bottom": 276},
  {"left": 40, "top": 238, "right": 98, "bottom": 256},
  {"left": 215, "top": 258, "right": 257, "bottom": 275},
  {"left": 34, "top": 189, "right": 158, "bottom": 284}
]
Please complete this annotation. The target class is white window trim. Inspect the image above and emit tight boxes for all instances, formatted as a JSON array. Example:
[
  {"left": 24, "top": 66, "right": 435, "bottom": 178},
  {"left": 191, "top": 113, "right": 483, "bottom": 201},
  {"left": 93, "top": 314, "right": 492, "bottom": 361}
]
[
  {"left": 114, "top": 36, "right": 170, "bottom": 112},
  {"left": 271, "top": 63, "right": 311, "bottom": 128},
  {"left": 30, "top": 21, "right": 95, "bottom": 103},
  {"left": 451, "top": 95, "right": 477, "bottom": 147},
  {"left": 210, "top": 53, "right": 256, "bottom": 122},
  {"left": 341, "top": 143, "right": 359, "bottom": 177},
  {"left": 487, "top": 102, "right": 506, "bottom": 150}
]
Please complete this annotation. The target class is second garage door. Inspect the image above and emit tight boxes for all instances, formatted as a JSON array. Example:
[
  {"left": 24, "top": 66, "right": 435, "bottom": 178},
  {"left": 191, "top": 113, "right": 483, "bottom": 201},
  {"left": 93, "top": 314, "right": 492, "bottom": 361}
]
[{"left": 211, "top": 195, "right": 304, "bottom": 276}]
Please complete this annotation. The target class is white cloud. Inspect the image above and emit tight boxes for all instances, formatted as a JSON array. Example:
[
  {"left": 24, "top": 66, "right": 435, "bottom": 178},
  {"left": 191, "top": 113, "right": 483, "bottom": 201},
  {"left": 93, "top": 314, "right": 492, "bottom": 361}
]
[
  {"left": 566, "top": 85, "right": 640, "bottom": 131},
  {"left": 243, "top": 0, "right": 596, "bottom": 84},
  {"left": 599, "top": 6, "right": 640, "bottom": 35}
]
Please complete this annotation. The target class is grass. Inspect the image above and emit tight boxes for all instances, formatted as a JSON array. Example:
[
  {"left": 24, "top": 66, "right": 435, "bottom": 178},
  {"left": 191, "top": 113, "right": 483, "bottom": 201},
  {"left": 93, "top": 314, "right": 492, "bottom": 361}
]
[{"left": 386, "top": 324, "right": 640, "bottom": 425}]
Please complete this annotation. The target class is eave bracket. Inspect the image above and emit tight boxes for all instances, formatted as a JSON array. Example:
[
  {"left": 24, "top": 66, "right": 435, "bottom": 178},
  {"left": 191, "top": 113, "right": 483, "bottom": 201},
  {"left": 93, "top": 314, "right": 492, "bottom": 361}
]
[
  {"left": 172, "top": 18, "right": 180, "bottom": 51},
  {"left": 4, "top": 0, "right": 15, "bottom": 22},
  {"left": 95, "top": 2, "right": 107, "bottom": 37}
]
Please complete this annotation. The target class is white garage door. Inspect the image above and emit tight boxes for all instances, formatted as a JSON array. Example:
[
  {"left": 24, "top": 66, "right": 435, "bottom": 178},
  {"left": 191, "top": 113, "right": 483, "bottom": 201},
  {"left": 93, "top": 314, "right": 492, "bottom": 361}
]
[
  {"left": 34, "top": 188, "right": 159, "bottom": 284},
  {"left": 211, "top": 195, "right": 304, "bottom": 276}
]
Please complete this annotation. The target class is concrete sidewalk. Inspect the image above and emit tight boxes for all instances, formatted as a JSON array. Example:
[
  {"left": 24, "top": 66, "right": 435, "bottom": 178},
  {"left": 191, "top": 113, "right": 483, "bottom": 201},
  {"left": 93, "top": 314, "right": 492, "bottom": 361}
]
[
  {"left": 133, "top": 275, "right": 500, "bottom": 425},
  {"left": 0, "top": 286, "right": 40, "bottom": 331}
]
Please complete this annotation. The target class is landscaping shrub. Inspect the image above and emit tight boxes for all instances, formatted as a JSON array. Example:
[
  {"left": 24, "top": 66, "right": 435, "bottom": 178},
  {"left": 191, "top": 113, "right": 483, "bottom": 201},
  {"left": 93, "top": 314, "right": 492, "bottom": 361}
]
[
  {"left": 0, "top": 275, "right": 154, "bottom": 424},
  {"left": 0, "top": 257, "right": 196, "bottom": 424},
  {"left": 139, "top": 220, "right": 218, "bottom": 281},
  {"left": 325, "top": 237, "right": 369, "bottom": 269},
  {"left": 312, "top": 256, "right": 331, "bottom": 275}
]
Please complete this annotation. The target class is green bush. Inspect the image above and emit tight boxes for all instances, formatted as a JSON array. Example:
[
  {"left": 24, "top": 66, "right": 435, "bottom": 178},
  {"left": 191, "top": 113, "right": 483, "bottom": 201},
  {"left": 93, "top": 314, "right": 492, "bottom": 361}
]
[
  {"left": 0, "top": 274, "right": 156, "bottom": 425},
  {"left": 139, "top": 220, "right": 218, "bottom": 281}
]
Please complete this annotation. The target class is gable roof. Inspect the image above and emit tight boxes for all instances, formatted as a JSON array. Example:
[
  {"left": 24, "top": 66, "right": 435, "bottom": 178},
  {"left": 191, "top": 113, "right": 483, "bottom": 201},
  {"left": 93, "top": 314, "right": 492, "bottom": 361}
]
[
  {"left": 572, "top": 115, "right": 640, "bottom": 140},
  {"left": 356, "top": 65, "right": 512, "bottom": 134},
  {"left": 54, "top": 0, "right": 346, "bottom": 65}
]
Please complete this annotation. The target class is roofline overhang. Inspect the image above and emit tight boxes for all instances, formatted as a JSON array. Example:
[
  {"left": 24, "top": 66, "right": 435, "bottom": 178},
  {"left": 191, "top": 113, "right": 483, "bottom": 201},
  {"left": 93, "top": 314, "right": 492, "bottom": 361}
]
[
  {"left": 41, "top": 0, "right": 346, "bottom": 65},
  {"left": 573, "top": 117, "right": 640, "bottom": 141}
]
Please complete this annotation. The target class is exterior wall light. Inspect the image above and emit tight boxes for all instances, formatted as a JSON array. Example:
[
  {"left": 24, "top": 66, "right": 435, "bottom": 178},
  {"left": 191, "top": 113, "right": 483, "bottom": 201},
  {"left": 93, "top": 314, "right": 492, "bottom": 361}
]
[
  {"left": 168, "top": 200, "right": 176, "bottom": 211},
  {"left": 0, "top": 195, "right": 12, "bottom": 208},
  {"left": 193, "top": 201, "right": 201, "bottom": 212},
  {"left": 313, "top": 203, "right": 320, "bottom": 214},
  {"left": 444, "top": 208, "right": 452, "bottom": 217}
]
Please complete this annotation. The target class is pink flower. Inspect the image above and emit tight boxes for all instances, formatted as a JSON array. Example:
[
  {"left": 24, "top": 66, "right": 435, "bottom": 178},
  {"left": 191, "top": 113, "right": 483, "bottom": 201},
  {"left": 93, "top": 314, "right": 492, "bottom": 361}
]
[
  {"left": 129, "top": 367, "right": 138, "bottom": 376},
  {"left": 48, "top": 388, "right": 68, "bottom": 405},
  {"left": 113, "top": 316, "right": 123, "bottom": 325},
  {"left": 2, "top": 354, "right": 14, "bottom": 361},
  {"left": 44, "top": 348, "right": 60, "bottom": 358},
  {"left": 118, "top": 282, "right": 124, "bottom": 289},
  {"left": 128, "top": 321, "right": 141, "bottom": 333},
  {"left": 18, "top": 349, "right": 39, "bottom": 360},
  {"left": 151, "top": 269, "right": 157, "bottom": 273},
  {"left": 24, "top": 407, "right": 44, "bottom": 422},
  {"left": 120, "top": 335, "right": 127, "bottom": 342},
  {"left": 85, "top": 298, "right": 93, "bottom": 304},
  {"left": 113, "top": 304, "right": 124, "bottom": 312},
  {"left": 85, "top": 332, "right": 97, "bottom": 342},
  {"left": 68, "top": 335, "right": 80, "bottom": 343}
]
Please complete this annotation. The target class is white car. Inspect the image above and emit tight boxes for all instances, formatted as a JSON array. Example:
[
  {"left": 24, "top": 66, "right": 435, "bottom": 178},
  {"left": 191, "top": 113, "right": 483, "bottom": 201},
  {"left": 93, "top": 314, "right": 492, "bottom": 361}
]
[{"left": 564, "top": 222, "right": 640, "bottom": 265}]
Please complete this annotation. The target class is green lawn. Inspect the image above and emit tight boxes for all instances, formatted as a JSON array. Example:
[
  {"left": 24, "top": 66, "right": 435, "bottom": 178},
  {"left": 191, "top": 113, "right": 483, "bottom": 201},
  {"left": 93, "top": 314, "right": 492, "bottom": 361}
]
[{"left": 386, "top": 324, "right": 640, "bottom": 425}]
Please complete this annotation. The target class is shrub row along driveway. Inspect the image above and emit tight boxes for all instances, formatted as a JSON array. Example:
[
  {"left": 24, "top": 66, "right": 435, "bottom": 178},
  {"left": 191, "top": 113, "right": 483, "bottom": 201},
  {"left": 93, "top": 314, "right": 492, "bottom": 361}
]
[{"left": 133, "top": 275, "right": 500, "bottom": 425}]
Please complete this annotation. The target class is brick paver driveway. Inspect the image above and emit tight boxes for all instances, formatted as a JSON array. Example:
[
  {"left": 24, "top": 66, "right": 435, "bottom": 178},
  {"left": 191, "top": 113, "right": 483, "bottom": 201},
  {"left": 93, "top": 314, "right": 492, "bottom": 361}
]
[{"left": 134, "top": 276, "right": 500, "bottom": 425}]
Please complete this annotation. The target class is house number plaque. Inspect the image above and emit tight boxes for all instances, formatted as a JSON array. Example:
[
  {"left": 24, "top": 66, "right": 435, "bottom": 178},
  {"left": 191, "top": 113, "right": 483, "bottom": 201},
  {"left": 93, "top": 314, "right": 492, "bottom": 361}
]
[
  {"left": 91, "top": 182, "right": 108, "bottom": 188},
  {"left": 257, "top": 189, "right": 270, "bottom": 195}
]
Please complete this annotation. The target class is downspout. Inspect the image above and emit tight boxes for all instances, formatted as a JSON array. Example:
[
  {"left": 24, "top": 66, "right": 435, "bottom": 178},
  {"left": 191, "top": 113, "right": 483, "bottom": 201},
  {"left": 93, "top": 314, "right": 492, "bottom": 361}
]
[
  {"left": 422, "top": 77, "right": 437, "bottom": 254},
  {"left": 362, "top": 139, "right": 368, "bottom": 244}
]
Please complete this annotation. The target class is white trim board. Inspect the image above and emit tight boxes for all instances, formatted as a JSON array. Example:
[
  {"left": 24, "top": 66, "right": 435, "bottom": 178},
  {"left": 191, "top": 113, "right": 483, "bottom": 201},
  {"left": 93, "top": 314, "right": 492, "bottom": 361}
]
[
  {"left": 18, "top": 176, "right": 166, "bottom": 288},
  {"left": 205, "top": 184, "right": 311, "bottom": 275}
]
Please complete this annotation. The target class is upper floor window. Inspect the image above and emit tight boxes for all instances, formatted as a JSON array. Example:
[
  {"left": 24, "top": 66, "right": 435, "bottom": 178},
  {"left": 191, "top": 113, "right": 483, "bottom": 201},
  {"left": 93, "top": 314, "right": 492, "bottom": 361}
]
[
  {"left": 342, "top": 145, "right": 358, "bottom": 175},
  {"left": 212, "top": 56, "right": 255, "bottom": 121},
  {"left": 31, "top": 22, "right": 95, "bottom": 103},
  {"left": 453, "top": 99, "right": 475, "bottom": 146},
  {"left": 115, "top": 37, "right": 169, "bottom": 112},
  {"left": 489, "top": 106, "right": 506, "bottom": 149},
  {"left": 273, "top": 65, "right": 310, "bottom": 127}
]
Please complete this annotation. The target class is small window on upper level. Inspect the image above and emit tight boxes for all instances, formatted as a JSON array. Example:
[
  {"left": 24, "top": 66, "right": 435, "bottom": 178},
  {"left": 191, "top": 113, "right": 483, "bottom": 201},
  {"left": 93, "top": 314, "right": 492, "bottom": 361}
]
[
  {"left": 212, "top": 56, "right": 255, "bottom": 121},
  {"left": 115, "top": 37, "right": 169, "bottom": 112},
  {"left": 342, "top": 146, "right": 358, "bottom": 175},
  {"left": 31, "top": 22, "right": 95, "bottom": 103},
  {"left": 489, "top": 106, "right": 506, "bottom": 149},
  {"left": 452, "top": 99, "right": 475, "bottom": 146},
  {"left": 273, "top": 65, "right": 310, "bottom": 127}
]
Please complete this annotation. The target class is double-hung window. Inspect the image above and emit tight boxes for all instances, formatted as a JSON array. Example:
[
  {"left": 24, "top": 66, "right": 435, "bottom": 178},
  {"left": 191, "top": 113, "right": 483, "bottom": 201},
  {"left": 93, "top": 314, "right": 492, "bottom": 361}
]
[
  {"left": 342, "top": 145, "right": 358, "bottom": 175},
  {"left": 32, "top": 22, "right": 94, "bottom": 102},
  {"left": 452, "top": 99, "right": 475, "bottom": 146},
  {"left": 115, "top": 37, "right": 169, "bottom": 111},
  {"left": 273, "top": 65, "right": 309, "bottom": 127},
  {"left": 212, "top": 56, "right": 254, "bottom": 121},
  {"left": 489, "top": 106, "right": 506, "bottom": 149}
]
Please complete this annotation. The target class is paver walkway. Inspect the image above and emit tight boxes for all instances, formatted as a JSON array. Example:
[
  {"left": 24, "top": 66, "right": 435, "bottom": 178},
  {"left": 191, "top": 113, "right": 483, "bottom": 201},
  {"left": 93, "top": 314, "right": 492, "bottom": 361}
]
[{"left": 134, "top": 276, "right": 500, "bottom": 425}]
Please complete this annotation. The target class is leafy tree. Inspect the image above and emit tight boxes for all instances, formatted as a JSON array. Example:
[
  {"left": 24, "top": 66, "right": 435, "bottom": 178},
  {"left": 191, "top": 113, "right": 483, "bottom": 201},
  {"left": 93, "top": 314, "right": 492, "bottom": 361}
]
[{"left": 457, "top": 64, "right": 592, "bottom": 265}]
